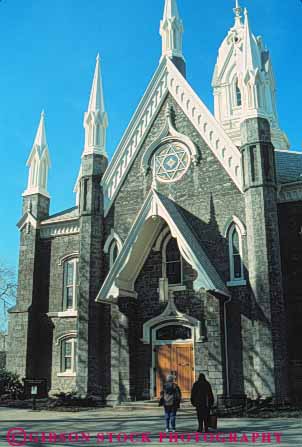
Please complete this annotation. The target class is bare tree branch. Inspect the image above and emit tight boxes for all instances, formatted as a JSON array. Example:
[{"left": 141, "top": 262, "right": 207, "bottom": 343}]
[{"left": 0, "top": 262, "right": 17, "bottom": 304}]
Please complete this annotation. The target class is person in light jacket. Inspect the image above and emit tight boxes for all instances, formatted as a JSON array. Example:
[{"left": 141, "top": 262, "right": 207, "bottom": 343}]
[{"left": 160, "top": 374, "right": 181, "bottom": 433}]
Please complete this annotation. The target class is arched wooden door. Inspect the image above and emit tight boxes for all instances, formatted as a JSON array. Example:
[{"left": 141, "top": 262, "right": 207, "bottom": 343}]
[{"left": 155, "top": 343, "right": 194, "bottom": 399}]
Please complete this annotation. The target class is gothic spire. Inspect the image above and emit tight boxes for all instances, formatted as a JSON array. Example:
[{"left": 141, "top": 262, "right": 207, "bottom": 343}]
[
  {"left": 243, "top": 8, "right": 261, "bottom": 75},
  {"left": 160, "top": 0, "right": 185, "bottom": 73},
  {"left": 83, "top": 54, "right": 108, "bottom": 157},
  {"left": 88, "top": 54, "right": 105, "bottom": 113},
  {"left": 23, "top": 110, "right": 51, "bottom": 198}
]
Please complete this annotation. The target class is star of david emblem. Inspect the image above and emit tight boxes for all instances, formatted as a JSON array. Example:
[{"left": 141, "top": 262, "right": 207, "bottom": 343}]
[{"left": 154, "top": 143, "right": 190, "bottom": 182}]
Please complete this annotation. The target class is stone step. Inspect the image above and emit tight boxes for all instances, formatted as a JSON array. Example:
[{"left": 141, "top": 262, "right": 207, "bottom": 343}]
[{"left": 117, "top": 400, "right": 194, "bottom": 411}]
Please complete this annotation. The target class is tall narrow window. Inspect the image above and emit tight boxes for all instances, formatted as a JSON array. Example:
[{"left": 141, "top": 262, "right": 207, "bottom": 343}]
[
  {"left": 109, "top": 241, "right": 119, "bottom": 268},
  {"left": 63, "top": 258, "right": 78, "bottom": 310},
  {"left": 228, "top": 225, "right": 245, "bottom": 285},
  {"left": 235, "top": 80, "right": 242, "bottom": 107},
  {"left": 60, "top": 337, "right": 77, "bottom": 373},
  {"left": 164, "top": 237, "right": 182, "bottom": 285}
]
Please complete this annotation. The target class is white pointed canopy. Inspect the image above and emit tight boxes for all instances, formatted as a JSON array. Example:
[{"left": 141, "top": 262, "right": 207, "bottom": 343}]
[
  {"left": 88, "top": 54, "right": 105, "bottom": 113},
  {"left": 83, "top": 54, "right": 108, "bottom": 157},
  {"left": 23, "top": 110, "right": 51, "bottom": 198},
  {"left": 163, "top": 0, "right": 180, "bottom": 20},
  {"left": 242, "top": 8, "right": 261, "bottom": 75},
  {"left": 160, "top": 0, "right": 184, "bottom": 62}
]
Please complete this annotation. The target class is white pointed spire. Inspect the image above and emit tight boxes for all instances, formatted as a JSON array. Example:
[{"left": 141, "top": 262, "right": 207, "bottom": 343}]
[
  {"left": 88, "top": 54, "right": 105, "bottom": 113},
  {"left": 23, "top": 111, "right": 51, "bottom": 198},
  {"left": 233, "top": 0, "right": 243, "bottom": 27},
  {"left": 243, "top": 8, "right": 261, "bottom": 74},
  {"left": 83, "top": 54, "right": 108, "bottom": 157},
  {"left": 160, "top": 0, "right": 184, "bottom": 62}
]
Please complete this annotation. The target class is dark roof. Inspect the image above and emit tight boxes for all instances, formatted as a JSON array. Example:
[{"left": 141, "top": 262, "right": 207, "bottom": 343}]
[
  {"left": 275, "top": 150, "right": 302, "bottom": 184},
  {"left": 41, "top": 206, "right": 79, "bottom": 225}
]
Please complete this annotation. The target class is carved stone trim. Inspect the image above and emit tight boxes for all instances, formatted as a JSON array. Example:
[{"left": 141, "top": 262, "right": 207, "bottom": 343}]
[{"left": 40, "top": 222, "right": 80, "bottom": 239}]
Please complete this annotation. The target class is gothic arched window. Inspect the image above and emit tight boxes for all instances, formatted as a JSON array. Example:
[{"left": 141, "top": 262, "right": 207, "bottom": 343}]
[
  {"left": 63, "top": 258, "right": 78, "bottom": 311},
  {"left": 235, "top": 80, "right": 242, "bottom": 107},
  {"left": 163, "top": 236, "right": 182, "bottom": 285},
  {"left": 104, "top": 230, "right": 122, "bottom": 270},
  {"left": 109, "top": 240, "right": 119, "bottom": 268},
  {"left": 227, "top": 224, "right": 245, "bottom": 285}
]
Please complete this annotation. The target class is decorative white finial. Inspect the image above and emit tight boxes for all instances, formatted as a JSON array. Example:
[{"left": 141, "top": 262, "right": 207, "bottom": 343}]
[
  {"left": 233, "top": 0, "right": 243, "bottom": 27},
  {"left": 23, "top": 110, "right": 51, "bottom": 198},
  {"left": 160, "top": 0, "right": 184, "bottom": 62},
  {"left": 83, "top": 54, "right": 108, "bottom": 157}
]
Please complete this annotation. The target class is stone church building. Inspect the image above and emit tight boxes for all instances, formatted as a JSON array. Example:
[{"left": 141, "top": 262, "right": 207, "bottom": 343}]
[{"left": 7, "top": 0, "right": 302, "bottom": 404}]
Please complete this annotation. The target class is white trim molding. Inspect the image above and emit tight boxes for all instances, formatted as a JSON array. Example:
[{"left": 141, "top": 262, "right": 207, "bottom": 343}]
[
  {"left": 104, "top": 229, "right": 123, "bottom": 253},
  {"left": 96, "top": 188, "right": 230, "bottom": 302},
  {"left": 58, "top": 252, "right": 79, "bottom": 266},
  {"left": 278, "top": 182, "right": 302, "bottom": 203},
  {"left": 40, "top": 222, "right": 80, "bottom": 239},
  {"left": 223, "top": 215, "right": 247, "bottom": 238},
  {"left": 225, "top": 219, "right": 246, "bottom": 287},
  {"left": 101, "top": 57, "right": 243, "bottom": 216},
  {"left": 141, "top": 294, "right": 203, "bottom": 345}
]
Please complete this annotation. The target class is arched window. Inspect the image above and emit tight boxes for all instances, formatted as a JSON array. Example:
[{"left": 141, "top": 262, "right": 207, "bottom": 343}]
[
  {"left": 109, "top": 240, "right": 119, "bottom": 268},
  {"left": 63, "top": 258, "right": 78, "bottom": 310},
  {"left": 163, "top": 236, "right": 182, "bottom": 285},
  {"left": 60, "top": 337, "right": 77, "bottom": 373},
  {"left": 104, "top": 230, "right": 122, "bottom": 269},
  {"left": 227, "top": 225, "right": 245, "bottom": 285},
  {"left": 235, "top": 80, "right": 242, "bottom": 107}
]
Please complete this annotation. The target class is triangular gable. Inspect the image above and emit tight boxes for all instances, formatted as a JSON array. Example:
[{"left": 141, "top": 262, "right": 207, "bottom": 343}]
[
  {"left": 102, "top": 57, "right": 243, "bottom": 216},
  {"left": 96, "top": 189, "right": 230, "bottom": 302}
]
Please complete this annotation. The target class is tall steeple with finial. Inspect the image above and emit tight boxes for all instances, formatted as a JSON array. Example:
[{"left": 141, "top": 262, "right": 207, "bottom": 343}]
[
  {"left": 83, "top": 54, "right": 108, "bottom": 157},
  {"left": 23, "top": 110, "right": 51, "bottom": 198},
  {"left": 160, "top": 0, "right": 186, "bottom": 76},
  {"left": 212, "top": 3, "right": 289, "bottom": 150}
]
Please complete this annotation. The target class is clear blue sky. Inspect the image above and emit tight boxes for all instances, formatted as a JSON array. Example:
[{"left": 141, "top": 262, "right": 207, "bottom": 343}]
[{"left": 0, "top": 0, "right": 301, "bottom": 272}]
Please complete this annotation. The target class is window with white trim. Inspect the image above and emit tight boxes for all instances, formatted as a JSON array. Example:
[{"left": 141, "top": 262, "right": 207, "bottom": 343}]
[
  {"left": 60, "top": 337, "right": 77, "bottom": 373},
  {"left": 163, "top": 236, "right": 183, "bottom": 285},
  {"left": 228, "top": 224, "right": 245, "bottom": 284},
  {"left": 63, "top": 258, "right": 78, "bottom": 311}
]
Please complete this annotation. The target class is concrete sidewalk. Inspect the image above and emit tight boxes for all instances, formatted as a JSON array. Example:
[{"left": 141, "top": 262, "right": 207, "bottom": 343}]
[{"left": 0, "top": 407, "right": 300, "bottom": 446}]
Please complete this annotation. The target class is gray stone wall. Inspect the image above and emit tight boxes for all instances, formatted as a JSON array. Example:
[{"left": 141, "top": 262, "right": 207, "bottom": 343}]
[
  {"left": 279, "top": 201, "right": 302, "bottom": 402},
  {"left": 105, "top": 94, "right": 251, "bottom": 400}
]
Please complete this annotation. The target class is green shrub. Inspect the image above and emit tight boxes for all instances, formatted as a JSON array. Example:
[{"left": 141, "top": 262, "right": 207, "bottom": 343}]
[{"left": 0, "top": 369, "right": 23, "bottom": 399}]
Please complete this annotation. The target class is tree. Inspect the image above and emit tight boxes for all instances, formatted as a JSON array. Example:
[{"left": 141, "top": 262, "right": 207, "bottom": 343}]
[{"left": 0, "top": 261, "right": 16, "bottom": 331}]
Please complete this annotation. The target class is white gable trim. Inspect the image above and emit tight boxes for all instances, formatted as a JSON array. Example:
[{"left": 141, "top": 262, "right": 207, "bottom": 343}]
[
  {"left": 102, "top": 59, "right": 169, "bottom": 213},
  {"left": 96, "top": 189, "right": 229, "bottom": 302},
  {"left": 166, "top": 59, "right": 242, "bottom": 191},
  {"left": 102, "top": 58, "right": 243, "bottom": 216}
]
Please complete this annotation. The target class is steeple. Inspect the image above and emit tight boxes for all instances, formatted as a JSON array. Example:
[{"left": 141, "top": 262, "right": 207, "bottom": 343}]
[
  {"left": 83, "top": 54, "right": 108, "bottom": 157},
  {"left": 23, "top": 110, "right": 51, "bottom": 198},
  {"left": 212, "top": 5, "right": 290, "bottom": 150},
  {"left": 160, "top": 0, "right": 185, "bottom": 76}
]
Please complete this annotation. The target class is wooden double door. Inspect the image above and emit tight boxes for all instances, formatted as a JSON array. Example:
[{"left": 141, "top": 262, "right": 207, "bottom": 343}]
[{"left": 155, "top": 343, "right": 194, "bottom": 398}]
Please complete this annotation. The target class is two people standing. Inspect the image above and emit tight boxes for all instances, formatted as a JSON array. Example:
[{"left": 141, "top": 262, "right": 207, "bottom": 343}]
[{"left": 160, "top": 372, "right": 214, "bottom": 433}]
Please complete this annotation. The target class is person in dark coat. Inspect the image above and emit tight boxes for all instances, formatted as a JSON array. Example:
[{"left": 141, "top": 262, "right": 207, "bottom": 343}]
[
  {"left": 190, "top": 373, "right": 214, "bottom": 432},
  {"left": 160, "top": 374, "right": 182, "bottom": 432}
]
